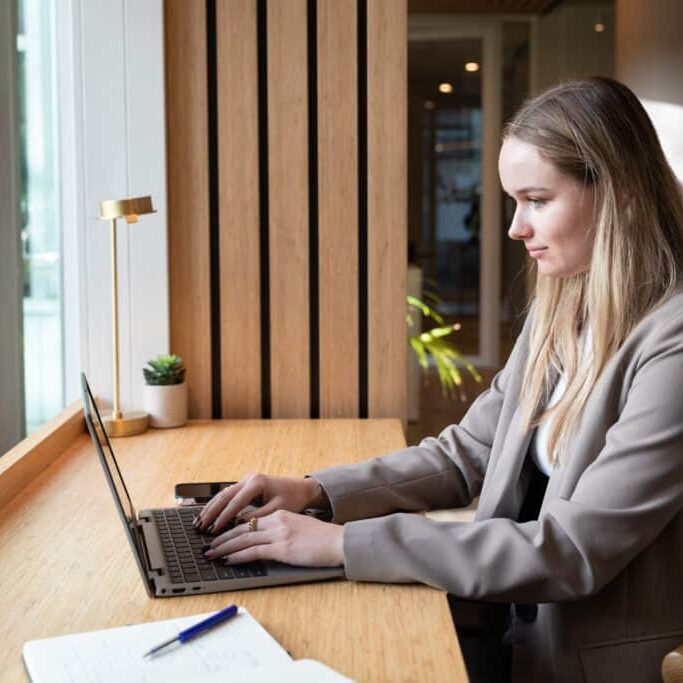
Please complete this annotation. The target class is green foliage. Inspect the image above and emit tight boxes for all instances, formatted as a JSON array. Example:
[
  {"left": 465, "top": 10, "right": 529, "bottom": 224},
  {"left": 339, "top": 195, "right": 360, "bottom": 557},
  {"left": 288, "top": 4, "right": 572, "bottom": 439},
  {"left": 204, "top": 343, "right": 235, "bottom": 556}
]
[
  {"left": 143, "top": 354, "right": 186, "bottom": 386},
  {"left": 407, "top": 296, "right": 481, "bottom": 400}
]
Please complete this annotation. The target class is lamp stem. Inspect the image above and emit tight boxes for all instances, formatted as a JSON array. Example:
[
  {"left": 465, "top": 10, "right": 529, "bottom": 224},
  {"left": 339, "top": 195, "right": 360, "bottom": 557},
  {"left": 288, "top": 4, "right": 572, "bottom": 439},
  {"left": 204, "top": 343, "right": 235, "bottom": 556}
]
[{"left": 110, "top": 217, "right": 122, "bottom": 420}]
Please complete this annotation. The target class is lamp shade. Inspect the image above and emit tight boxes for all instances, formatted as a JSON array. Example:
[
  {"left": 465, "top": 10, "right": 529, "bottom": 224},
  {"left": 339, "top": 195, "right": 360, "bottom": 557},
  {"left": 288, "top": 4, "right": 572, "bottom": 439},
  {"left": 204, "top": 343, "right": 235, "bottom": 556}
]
[{"left": 99, "top": 195, "right": 156, "bottom": 224}]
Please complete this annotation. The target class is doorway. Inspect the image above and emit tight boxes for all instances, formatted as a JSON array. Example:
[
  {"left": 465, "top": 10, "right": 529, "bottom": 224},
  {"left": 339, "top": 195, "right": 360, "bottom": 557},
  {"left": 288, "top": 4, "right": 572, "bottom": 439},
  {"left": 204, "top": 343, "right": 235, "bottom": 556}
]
[{"left": 408, "top": 17, "right": 530, "bottom": 369}]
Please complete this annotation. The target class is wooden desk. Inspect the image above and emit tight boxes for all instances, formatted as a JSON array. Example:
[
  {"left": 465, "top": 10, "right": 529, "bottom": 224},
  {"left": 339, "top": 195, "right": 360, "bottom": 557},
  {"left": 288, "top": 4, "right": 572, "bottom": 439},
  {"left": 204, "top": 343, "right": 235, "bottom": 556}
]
[{"left": 0, "top": 419, "right": 468, "bottom": 682}]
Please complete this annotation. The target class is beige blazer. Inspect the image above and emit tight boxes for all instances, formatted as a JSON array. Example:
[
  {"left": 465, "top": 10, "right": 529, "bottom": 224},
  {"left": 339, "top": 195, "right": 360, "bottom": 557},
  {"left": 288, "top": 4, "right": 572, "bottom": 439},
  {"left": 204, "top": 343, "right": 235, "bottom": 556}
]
[{"left": 312, "top": 290, "right": 683, "bottom": 683}]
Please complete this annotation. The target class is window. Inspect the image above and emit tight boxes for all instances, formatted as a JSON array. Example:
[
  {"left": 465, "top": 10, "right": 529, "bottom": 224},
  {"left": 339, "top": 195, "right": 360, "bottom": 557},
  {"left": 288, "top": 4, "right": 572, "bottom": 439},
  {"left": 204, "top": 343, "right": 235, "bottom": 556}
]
[
  {"left": 17, "top": 0, "right": 65, "bottom": 434},
  {"left": 1, "top": 0, "right": 168, "bottom": 455}
]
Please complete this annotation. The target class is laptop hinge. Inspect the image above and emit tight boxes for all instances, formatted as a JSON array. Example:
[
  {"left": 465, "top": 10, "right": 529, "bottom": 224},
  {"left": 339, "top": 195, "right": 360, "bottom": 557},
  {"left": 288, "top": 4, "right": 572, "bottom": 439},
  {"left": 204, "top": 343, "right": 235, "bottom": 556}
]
[{"left": 135, "top": 518, "right": 164, "bottom": 581}]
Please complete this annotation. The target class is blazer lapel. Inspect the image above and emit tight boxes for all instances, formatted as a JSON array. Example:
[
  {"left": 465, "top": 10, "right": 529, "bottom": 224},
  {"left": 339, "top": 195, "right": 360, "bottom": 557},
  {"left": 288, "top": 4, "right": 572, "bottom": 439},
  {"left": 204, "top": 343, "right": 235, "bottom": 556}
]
[{"left": 475, "top": 403, "right": 535, "bottom": 520}]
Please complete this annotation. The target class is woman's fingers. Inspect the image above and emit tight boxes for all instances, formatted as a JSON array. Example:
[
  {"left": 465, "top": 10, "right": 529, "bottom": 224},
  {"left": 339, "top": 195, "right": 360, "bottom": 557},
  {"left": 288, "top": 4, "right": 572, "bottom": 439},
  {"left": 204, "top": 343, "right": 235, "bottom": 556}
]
[
  {"left": 241, "top": 498, "right": 281, "bottom": 520},
  {"left": 204, "top": 510, "right": 344, "bottom": 567},
  {"left": 205, "top": 528, "right": 271, "bottom": 560},
  {"left": 199, "top": 474, "right": 265, "bottom": 532},
  {"left": 195, "top": 475, "right": 316, "bottom": 534},
  {"left": 197, "top": 481, "right": 242, "bottom": 527},
  {"left": 209, "top": 484, "right": 263, "bottom": 533},
  {"left": 220, "top": 545, "right": 271, "bottom": 565}
]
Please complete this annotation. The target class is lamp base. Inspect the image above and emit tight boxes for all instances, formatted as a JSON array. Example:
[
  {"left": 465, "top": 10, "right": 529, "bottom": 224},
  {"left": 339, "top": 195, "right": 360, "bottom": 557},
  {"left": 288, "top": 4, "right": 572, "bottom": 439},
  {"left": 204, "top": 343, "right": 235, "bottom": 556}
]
[{"left": 103, "top": 410, "right": 149, "bottom": 437}]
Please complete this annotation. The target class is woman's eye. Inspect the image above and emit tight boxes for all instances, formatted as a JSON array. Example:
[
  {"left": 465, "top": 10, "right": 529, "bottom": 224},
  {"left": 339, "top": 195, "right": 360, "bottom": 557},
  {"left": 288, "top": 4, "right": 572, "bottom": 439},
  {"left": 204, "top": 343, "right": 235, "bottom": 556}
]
[{"left": 529, "top": 198, "right": 545, "bottom": 209}]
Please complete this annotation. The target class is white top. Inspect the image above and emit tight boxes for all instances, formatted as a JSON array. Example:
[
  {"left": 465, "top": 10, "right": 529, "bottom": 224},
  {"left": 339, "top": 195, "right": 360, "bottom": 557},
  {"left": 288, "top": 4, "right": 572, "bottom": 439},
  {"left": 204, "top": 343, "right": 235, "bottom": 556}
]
[{"left": 530, "top": 328, "right": 592, "bottom": 476}]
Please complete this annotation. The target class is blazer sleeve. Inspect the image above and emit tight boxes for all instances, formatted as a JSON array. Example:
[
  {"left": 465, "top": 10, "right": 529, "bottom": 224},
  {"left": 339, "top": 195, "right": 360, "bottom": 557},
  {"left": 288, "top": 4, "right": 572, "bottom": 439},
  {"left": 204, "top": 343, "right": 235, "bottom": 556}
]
[
  {"left": 309, "top": 311, "right": 533, "bottom": 523},
  {"left": 339, "top": 312, "right": 683, "bottom": 603}
]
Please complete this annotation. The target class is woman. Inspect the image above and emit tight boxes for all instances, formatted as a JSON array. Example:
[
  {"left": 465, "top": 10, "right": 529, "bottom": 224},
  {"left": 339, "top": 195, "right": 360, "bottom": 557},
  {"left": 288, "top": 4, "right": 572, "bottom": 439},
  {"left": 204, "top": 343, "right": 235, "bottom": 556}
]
[{"left": 196, "top": 77, "right": 683, "bottom": 682}]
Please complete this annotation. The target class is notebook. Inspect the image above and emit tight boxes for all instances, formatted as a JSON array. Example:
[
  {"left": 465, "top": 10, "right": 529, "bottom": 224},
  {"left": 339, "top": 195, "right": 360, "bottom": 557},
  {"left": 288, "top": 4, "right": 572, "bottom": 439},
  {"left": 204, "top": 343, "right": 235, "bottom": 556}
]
[
  {"left": 80, "top": 373, "right": 345, "bottom": 597},
  {"left": 22, "top": 607, "right": 354, "bottom": 682}
]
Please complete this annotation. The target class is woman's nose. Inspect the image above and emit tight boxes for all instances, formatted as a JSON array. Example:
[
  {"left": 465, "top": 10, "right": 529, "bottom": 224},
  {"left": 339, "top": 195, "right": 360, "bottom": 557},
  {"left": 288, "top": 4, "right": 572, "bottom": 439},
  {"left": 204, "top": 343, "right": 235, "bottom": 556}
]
[{"left": 508, "top": 209, "right": 533, "bottom": 241}]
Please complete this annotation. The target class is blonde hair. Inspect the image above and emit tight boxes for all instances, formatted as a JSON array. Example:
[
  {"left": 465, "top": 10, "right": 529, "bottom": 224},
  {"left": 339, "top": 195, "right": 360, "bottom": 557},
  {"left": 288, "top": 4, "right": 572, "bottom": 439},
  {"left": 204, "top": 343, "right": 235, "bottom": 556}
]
[{"left": 505, "top": 77, "right": 683, "bottom": 466}]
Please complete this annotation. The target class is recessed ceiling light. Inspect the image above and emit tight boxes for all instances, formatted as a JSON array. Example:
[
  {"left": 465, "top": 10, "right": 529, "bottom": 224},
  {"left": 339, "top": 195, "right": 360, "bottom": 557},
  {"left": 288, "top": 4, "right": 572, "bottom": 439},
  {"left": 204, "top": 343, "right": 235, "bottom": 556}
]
[
  {"left": 438, "top": 82, "right": 453, "bottom": 94},
  {"left": 424, "top": 99, "right": 436, "bottom": 110},
  {"left": 464, "top": 62, "right": 479, "bottom": 73},
  {"left": 594, "top": 22, "right": 605, "bottom": 32}
]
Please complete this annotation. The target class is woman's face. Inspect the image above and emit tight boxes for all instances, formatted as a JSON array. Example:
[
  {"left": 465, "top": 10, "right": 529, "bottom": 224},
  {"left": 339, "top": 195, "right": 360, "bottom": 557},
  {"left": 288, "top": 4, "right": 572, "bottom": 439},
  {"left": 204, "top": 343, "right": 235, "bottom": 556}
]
[{"left": 498, "top": 136, "right": 596, "bottom": 277}]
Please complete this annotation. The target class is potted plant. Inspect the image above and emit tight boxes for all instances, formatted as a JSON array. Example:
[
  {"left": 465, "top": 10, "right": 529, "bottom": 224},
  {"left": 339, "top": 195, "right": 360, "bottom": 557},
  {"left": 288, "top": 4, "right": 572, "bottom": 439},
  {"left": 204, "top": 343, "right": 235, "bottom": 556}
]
[
  {"left": 142, "top": 354, "right": 188, "bottom": 428},
  {"left": 407, "top": 294, "right": 482, "bottom": 402}
]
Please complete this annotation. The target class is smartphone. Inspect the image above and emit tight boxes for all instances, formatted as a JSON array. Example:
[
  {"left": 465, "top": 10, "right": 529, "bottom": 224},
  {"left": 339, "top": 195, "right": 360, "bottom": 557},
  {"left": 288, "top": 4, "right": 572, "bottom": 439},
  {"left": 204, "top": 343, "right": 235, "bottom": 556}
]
[{"left": 174, "top": 481, "right": 235, "bottom": 505}]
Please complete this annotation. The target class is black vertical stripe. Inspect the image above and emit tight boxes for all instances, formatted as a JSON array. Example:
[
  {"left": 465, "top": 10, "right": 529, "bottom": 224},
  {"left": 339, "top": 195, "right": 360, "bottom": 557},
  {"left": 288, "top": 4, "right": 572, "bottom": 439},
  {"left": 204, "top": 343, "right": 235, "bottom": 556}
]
[
  {"left": 357, "top": 0, "right": 368, "bottom": 418},
  {"left": 206, "top": 0, "right": 222, "bottom": 419},
  {"left": 257, "top": 0, "right": 271, "bottom": 419},
  {"left": 307, "top": 0, "right": 320, "bottom": 419}
]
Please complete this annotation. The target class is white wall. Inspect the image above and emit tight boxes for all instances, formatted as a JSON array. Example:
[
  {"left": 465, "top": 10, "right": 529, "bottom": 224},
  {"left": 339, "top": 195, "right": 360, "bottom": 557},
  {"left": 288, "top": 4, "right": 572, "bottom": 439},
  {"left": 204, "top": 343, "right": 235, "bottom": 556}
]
[
  {"left": 616, "top": 0, "right": 683, "bottom": 184},
  {"left": 61, "top": 0, "right": 168, "bottom": 412}
]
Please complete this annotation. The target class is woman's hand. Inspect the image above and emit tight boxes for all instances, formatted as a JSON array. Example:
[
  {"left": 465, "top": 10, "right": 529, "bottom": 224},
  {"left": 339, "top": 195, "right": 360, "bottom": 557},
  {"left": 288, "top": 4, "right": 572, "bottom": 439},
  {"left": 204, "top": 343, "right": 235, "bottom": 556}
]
[
  {"left": 204, "top": 510, "right": 344, "bottom": 567},
  {"left": 195, "top": 474, "right": 325, "bottom": 534}
]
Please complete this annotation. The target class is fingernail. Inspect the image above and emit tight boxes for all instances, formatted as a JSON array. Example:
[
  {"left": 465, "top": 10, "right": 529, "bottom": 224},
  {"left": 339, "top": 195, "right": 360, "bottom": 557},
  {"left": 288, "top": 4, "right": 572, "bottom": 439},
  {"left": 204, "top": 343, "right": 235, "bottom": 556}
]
[{"left": 207, "top": 523, "right": 214, "bottom": 533}]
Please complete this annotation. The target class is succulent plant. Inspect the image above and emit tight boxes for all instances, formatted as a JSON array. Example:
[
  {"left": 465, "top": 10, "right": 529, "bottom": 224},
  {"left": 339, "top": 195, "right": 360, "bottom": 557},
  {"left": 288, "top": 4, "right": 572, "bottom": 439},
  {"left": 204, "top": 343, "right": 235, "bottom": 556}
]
[{"left": 143, "top": 354, "right": 186, "bottom": 386}]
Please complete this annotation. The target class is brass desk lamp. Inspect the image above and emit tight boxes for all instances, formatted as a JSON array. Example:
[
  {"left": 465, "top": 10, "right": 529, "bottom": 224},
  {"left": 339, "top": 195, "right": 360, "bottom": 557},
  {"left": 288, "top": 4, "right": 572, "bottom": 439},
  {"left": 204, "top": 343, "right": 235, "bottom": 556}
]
[{"left": 98, "top": 195, "right": 156, "bottom": 437}]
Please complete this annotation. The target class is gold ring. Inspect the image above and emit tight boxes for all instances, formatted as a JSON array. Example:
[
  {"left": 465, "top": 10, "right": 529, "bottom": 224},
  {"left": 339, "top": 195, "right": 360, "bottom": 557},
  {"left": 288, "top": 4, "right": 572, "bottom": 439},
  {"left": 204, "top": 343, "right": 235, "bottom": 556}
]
[{"left": 248, "top": 517, "right": 258, "bottom": 533}]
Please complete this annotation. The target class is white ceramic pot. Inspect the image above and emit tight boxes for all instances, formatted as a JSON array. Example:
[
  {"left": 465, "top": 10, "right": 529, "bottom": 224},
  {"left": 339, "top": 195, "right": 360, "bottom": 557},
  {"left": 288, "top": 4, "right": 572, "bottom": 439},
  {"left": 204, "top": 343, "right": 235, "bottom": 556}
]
[{"left": 143, "top": 382, "right": 188, "bottom": 428}]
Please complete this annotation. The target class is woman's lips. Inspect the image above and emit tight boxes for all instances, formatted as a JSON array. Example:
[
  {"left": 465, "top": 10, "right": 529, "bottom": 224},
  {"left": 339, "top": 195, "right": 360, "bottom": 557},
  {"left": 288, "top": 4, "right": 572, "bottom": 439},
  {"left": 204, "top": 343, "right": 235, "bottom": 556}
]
[{"left": 527, "top": 247, "right": 547, "bottom": 257}]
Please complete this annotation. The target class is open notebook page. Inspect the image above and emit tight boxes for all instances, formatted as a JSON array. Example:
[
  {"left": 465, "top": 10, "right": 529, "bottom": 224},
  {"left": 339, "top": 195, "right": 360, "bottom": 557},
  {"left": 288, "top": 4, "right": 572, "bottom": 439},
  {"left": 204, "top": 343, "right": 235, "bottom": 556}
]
[{"left": 22, "top": 608, "right": 291, "bottom": 683}]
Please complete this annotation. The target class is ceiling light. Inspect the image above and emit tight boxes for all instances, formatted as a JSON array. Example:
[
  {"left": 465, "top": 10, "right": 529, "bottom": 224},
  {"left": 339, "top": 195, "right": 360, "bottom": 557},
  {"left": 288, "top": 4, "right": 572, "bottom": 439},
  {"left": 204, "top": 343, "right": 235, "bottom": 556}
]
[
  {"left": 438, "top": 82, "right": 453, "bottom": 94},
  {"left": 594, "top": 22, "right": 605, "bottom": 32},
  {"left": 464, "top": 62, "right": 479, "bottom": 73},
  {"left": 424, "top": 99, "right": 436, "bottom": 110}
]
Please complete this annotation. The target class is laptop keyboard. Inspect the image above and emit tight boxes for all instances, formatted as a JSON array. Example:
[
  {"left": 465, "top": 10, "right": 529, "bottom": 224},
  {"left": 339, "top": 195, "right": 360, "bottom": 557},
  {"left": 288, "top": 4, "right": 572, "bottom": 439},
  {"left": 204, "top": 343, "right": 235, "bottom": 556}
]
[{"left": 152, "top": 507, "right": 268, "bottom": 584}]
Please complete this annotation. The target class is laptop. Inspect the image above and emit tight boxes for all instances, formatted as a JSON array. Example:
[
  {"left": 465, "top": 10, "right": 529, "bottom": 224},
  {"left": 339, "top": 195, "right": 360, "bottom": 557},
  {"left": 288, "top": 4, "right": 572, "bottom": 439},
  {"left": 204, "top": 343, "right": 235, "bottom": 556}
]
[{"left": 80, "top": 373, "right": 345, "bottom": 597}]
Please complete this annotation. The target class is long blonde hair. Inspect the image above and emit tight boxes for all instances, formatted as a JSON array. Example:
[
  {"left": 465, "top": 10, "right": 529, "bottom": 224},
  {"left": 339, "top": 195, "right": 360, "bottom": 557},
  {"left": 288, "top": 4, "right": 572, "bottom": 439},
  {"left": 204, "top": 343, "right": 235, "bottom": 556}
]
[{"left": 505, "top": 77, "right": 683, "bottom": 466}]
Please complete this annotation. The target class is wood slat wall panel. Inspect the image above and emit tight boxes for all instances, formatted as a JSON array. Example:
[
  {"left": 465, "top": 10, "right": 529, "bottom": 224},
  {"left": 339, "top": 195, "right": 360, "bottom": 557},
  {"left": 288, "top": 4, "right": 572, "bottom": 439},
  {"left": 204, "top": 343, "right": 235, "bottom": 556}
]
[
  {"left": 166, "top": 0, "right": 408, "bottom": 422},
  {"left": 165, "top": 0, "right": 212, "bottom": 418},
  {"left": 367, "top": 0, "right": 408, "bottom": 420},
  {"left": 217, "top": 0, "right": 262, "bottom": 418},
  {"left": 267, "top": 0, "right": 311, "bottom": 418},
  {"left": 318, "top": 0, "right": 359, "bottom": 417}
]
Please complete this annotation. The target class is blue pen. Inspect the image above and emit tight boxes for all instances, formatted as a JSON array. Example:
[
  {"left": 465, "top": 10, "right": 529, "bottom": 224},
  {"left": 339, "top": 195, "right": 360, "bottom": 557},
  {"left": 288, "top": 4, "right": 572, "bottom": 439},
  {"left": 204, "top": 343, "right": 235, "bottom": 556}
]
[{"left": 143, "top": 604, "right": 239, "bottom": 657}]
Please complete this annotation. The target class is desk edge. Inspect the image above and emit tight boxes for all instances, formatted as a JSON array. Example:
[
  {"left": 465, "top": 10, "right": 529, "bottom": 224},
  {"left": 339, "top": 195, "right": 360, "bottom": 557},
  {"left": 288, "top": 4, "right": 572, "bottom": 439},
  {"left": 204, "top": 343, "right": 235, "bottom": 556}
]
[{"left": 0, "top": 400, "right": 85, "bottom": 511}]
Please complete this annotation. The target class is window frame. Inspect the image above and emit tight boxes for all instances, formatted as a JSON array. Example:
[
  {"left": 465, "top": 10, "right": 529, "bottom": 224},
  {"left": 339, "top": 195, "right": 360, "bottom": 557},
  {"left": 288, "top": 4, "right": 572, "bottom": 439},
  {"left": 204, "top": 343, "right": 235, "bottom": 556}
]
[{"left": 0, "top": 0, "right": 26, "bottom": 453}]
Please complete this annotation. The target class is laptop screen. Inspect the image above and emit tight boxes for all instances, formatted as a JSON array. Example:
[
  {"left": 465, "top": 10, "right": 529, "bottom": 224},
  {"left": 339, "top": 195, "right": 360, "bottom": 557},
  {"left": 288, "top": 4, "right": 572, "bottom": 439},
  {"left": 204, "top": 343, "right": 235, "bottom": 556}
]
[
  {"left": 80, "top": 374, "right": 137, "bottom": 524},
  {"left": 80, "top": 373, "right": 153, "bottom": 595}
]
